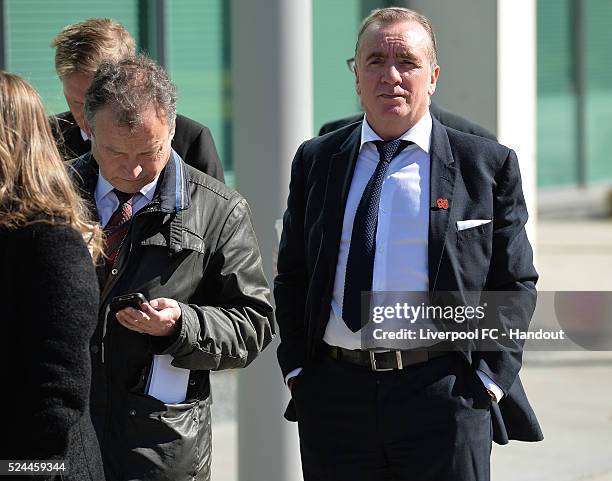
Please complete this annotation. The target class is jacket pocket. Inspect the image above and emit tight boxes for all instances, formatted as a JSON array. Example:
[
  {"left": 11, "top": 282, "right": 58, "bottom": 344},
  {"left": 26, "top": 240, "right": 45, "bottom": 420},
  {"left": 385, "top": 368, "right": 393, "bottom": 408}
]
[
  {"left": 456, "top": 221, "right": 493, "bottom": 290},
  {"left": 140, "top": 229, "right": 205, "bottom": 254},
  {"left": 456, "top": 221, "right": 493, "bottom": 240},
  {"left": 123, "top": 392, "right": 211, "bottom": 481}
]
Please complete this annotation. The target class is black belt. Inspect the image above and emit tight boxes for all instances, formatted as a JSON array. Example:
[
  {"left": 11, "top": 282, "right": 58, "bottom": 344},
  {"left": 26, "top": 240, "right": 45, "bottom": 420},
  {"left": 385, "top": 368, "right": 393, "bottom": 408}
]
[{"left": 325, "top": 344, "right": 450, "bottom": 371}]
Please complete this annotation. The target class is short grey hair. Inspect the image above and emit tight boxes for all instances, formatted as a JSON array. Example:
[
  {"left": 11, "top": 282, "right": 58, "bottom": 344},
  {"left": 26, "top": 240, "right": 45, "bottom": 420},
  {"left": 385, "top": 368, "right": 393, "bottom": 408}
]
[
  {"left": 355, "top": 7, "right": 438, "bottom": 68},
  {"left": 84, "top": 54, "right": 177, "bottom": 132}
]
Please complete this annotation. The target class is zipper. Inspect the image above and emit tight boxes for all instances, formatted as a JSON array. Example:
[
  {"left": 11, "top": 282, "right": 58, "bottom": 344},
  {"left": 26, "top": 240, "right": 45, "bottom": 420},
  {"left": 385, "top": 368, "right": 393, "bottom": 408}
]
[{"left": 99, "top": 206, "right": 163, "bottom": 362}]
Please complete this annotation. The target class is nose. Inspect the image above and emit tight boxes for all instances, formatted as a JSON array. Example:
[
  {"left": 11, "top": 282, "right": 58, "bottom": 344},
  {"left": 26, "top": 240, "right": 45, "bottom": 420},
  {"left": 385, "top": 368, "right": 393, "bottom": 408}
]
[
  {"left": 123, "top": 162, "right": 143, "bottom": 179},
  {"left": 382, "top": 63, "right": 402, "bottom": 84}
]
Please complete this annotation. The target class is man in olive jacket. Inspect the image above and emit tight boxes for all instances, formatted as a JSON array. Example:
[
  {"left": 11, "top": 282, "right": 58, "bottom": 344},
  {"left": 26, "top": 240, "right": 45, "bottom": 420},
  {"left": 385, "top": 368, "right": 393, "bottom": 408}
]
[{"left": 72, "top": 55, "right": 274, "bottom": 481}]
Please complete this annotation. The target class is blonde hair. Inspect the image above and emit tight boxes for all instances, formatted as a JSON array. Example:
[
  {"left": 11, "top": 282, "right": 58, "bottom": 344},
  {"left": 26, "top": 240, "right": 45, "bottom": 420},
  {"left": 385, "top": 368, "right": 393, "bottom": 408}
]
[
  {"left": 0, "top": 71, "right": 103, "bottom": 262},
  {"left": 51, "top": 18, "right": 136, "bottom": 79}
]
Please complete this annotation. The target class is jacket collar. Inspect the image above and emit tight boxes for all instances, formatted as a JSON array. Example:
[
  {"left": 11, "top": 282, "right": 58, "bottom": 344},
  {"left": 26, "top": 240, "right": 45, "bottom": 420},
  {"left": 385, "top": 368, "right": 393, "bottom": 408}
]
[
  {"left": 71, "top": 148, "right": 191, "bottom": 217},
  {"left": 316, "top": 117, "right": 458, "bottom": 292},
  {"left": 321, "top": 124, "right": 362, "bottom": 272},
  {"left": 428, "top": 116, "right": 457, "bottom": 291}
]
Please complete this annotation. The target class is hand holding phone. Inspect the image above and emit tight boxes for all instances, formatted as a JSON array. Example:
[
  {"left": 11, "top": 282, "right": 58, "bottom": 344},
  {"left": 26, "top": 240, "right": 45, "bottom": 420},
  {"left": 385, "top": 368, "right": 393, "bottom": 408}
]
[
  {"left": 112, "top": 295, "right": 182, "bottom": 337},
  {"left": 110, "top": 293, "right": 149, "bottom": 312}
]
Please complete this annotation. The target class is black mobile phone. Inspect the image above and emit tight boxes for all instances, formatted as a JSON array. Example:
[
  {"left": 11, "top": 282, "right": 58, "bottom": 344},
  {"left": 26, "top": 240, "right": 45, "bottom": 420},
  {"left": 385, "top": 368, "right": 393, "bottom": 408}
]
[{"left": 110, "top": 293, "right": 149, "bottom": 312}]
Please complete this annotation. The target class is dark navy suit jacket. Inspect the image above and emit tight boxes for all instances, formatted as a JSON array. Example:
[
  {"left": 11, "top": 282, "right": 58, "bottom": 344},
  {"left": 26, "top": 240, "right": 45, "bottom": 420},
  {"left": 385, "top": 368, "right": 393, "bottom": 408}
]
[{"left": 275, "top": 116, "right": 543, "bottom": 445}]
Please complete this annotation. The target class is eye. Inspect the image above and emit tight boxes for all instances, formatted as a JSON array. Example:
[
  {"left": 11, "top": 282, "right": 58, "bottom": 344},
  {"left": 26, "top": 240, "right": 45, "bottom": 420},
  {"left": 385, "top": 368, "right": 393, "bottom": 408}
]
[{"left": 106, "top": 149, "right": 123, "bottom": 158}]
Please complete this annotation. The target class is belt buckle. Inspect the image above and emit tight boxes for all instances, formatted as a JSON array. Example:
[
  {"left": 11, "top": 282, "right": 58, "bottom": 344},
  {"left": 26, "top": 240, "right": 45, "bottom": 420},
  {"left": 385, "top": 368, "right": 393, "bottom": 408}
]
[{"left": 369, "top": 351, "right": 403, "bottom": 371}]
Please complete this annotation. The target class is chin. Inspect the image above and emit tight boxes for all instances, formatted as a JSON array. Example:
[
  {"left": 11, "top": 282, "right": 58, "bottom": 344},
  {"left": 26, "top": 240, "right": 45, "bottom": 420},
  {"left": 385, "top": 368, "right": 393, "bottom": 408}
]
[
  {"left": 113, "top": 180, "right": 143, "bottom": 193},
  {"left": 378, "top": 108, "right": 411, "bottom": 122}
]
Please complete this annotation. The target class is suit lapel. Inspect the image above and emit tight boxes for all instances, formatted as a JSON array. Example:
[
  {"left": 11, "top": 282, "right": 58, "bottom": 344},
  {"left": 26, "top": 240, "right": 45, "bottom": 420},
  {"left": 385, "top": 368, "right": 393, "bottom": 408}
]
[
  {"left": 428, "top": 118, "right": 457, "bottom": 292},
  {"left": 318, "top": 118, "right": 457, "bottom": 292},
  {"left": 321, "top": 126, "right": 361, "bottom": 272},
  {"left": 57, "top": 113, "right": 91, "bottom": 160}
]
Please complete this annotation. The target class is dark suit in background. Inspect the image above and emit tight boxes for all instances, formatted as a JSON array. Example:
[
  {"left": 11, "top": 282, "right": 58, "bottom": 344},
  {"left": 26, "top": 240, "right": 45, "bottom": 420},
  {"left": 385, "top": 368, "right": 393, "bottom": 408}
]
[
  {"left": 319, "top": 101, "right": 497, "bottom": 141},
  {"left": 52, "top": 111, "right": 225, "bottom": 182}
]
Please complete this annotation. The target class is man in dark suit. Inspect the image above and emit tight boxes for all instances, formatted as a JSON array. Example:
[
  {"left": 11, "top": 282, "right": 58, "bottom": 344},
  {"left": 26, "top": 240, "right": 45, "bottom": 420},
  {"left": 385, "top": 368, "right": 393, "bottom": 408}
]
[
  {"left": 319, "top": 101, "right": 497, "bottom": 140},
  {"left": 275, "top": 7, "right": 542, "bottom": 481},
  {"left": 50, "top": 18, "right": 224, "bottom": 182}
]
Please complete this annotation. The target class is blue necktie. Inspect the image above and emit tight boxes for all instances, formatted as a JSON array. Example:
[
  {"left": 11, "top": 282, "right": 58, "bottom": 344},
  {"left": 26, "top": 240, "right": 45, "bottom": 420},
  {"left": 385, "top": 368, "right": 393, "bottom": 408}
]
[{"left": 342, "top": 139, "right": 412, "bottom": 332}]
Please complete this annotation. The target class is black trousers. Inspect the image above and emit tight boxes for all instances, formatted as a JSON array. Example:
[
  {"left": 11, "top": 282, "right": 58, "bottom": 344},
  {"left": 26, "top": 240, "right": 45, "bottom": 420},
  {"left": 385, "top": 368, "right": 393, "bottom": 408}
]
[{"left": 291, "top": 352, "right": 493, "bottom": 481}]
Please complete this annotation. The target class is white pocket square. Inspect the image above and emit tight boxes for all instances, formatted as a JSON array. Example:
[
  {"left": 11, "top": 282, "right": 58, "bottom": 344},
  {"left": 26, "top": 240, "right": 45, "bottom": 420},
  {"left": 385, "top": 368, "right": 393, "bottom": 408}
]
[{"left": 456, "top": 219, "right": 491, "bottom": 231}]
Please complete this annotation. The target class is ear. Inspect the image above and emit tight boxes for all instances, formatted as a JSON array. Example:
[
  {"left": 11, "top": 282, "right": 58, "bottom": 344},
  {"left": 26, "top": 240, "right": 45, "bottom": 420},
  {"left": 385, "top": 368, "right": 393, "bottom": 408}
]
[
  {"left": 83, "top": 119, "right": 93, "bottom": 141},
  {"left": 169, "top": 115, "right": 177, "bottom": 140},
  {"left": 428, "top": 65, "right": 440, "bottom": 96},
  {"left": 355, "top": 64, "right": 361, "bottom": 96}
]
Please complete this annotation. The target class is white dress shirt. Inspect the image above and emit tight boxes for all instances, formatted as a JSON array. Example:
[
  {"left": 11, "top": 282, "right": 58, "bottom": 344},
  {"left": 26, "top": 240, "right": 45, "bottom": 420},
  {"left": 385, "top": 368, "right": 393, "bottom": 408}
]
[
  {"left": 94, "top": 171, "right": 159, "bottom": 228},
  {"left": 323, "top": 112, "right": 431, "bottom": 349},
  {"left": 287, "top": 112, "right": 503, "bottom": 401}
]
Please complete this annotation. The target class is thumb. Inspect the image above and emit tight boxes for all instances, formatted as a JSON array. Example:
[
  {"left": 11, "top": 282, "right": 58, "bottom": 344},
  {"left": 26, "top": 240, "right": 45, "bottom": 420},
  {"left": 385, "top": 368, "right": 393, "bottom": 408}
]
[{"left": 150, "top": 297, "right": 173, "bottom": 309}]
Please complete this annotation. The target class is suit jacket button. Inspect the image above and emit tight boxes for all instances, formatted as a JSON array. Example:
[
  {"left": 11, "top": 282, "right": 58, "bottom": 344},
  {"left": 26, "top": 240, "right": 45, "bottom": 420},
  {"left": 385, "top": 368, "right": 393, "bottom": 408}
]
[
  {"left": 90, "top": 345, "right": 99, "bottom": 355},
  {"left": 129, "top": 409, "right": 136, "bottom": 416}
]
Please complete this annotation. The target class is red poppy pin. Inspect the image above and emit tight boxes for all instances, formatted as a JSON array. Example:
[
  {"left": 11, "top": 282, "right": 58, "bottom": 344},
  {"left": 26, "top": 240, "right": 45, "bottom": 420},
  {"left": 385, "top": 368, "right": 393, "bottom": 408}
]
[{"left": 436, "top": 198, "right": 449, "bottom": 210}]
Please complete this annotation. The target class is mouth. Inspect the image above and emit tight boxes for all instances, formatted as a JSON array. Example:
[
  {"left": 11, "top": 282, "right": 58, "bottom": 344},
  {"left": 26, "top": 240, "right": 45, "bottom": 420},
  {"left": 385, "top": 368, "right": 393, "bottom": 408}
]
[{"left": 379, "top": 93, "right": 405, "bottom": 100}]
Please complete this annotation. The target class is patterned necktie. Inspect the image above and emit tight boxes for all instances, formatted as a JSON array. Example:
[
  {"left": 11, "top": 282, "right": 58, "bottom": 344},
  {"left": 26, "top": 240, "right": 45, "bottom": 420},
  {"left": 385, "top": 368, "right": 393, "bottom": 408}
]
[
  {"left": 104, "top": 189, "right": 134, "bottom": 270},
  {"left": 342, "top": 139, "right": 412, "bottom": 332}
]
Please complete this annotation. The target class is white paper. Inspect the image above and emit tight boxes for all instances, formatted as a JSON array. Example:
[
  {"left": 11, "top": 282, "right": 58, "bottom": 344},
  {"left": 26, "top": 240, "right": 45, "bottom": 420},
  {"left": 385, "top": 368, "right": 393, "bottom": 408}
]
[{"left": 145, "top": 354, "right": 190, "bottom": 404}]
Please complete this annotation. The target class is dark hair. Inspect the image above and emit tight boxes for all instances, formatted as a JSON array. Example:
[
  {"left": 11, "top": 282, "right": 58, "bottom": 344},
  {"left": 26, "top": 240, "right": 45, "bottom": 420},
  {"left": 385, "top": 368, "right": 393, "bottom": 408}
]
[
  {"left": 355, "top": 7, "right": 438, "bottom": 68},
  {"left": 84, "top": 54, "right": 177, "bottom": 132}
]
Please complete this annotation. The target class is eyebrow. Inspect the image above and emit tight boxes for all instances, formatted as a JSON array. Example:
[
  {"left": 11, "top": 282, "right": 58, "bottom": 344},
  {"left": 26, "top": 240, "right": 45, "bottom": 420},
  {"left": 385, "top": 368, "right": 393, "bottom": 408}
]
[
  {"left": 105, "top": 142, "right": 163, "bottom": 155},
  {"left": 365, "top": 51, "right": 418, "bottom": 62},
  {"left": 366, "top": 51, "right": 386, "bottom": 61}
]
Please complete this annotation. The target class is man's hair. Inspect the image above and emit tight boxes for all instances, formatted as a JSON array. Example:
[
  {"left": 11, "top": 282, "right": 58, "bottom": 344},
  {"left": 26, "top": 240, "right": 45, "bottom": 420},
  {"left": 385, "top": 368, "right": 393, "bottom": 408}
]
[
  {"left": 51, "top": 18, "right": 136, "bottom": 79},
  {"left": 84, "top": 55, "right": 177, "bottom": 132},
  {"left": 355, "top": 7, "right": 438, "bottom": 68}
]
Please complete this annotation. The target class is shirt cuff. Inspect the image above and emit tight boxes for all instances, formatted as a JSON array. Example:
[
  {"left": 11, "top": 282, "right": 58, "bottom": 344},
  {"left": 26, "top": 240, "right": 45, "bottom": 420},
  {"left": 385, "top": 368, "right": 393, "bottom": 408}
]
[
  {"left": 285, "top": 367, "right": 303, "bottom": 387},
  {"left": 476, "top": 370, "right": 504, "bottom": 402}
]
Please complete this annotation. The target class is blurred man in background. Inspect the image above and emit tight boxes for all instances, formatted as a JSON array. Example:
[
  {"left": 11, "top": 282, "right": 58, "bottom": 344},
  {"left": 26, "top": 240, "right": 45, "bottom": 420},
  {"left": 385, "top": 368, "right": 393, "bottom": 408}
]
[{"left": 51, "top": 18, "right": 225, "bottom": 181}]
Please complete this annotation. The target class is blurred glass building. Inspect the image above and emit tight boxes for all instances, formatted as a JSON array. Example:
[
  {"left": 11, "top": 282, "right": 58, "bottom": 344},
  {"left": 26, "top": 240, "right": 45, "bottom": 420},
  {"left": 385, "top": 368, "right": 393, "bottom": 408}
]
[
  {"left": 1, "top": 3, "right": 610, "bottom": 480},
  {"left": 1, "top": 0, "right": 610, "bottom": 192}
]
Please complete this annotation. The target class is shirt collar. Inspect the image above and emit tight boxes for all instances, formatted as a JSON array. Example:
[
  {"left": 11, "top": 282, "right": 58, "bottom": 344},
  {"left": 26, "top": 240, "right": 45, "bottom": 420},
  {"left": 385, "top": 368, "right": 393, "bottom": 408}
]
[
  {"left": 95, "top": 170, "right": 159, "bottom": 203},
  {"left": 360, "top": 110, "right": 432, "bottom": 154},
  {"left": 81, "top": 129, "right": 90, "bottom": 142}
]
